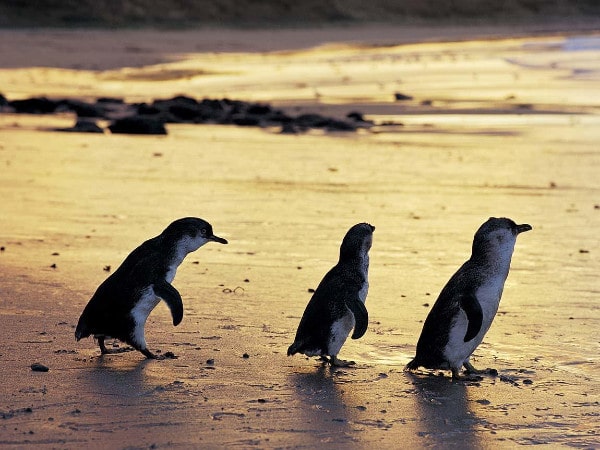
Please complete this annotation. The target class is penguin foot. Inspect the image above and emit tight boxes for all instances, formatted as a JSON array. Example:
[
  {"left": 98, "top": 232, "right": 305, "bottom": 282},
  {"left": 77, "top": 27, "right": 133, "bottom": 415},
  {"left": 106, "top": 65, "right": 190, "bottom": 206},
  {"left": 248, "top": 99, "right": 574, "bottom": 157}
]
[
  {"left": 451, "top": 367, "right": 483, "bottom": 382},
  {"left": 329, "top": 355, "right": 356, "bottom": 367},
  {"left": 138, "top": 347, "right": 160, "bottom": 359},
  {"left": 455, "top": 373, "right": 484, "bottom": 382},
  {"left": 463, "top": 361, "right": 497, "bottom": 377},
  {"left": 97, "top": 338, "right": 134, "bottom": 355},
  {"left": 107, "top": 347, "right": 135, "bottom": 354}
]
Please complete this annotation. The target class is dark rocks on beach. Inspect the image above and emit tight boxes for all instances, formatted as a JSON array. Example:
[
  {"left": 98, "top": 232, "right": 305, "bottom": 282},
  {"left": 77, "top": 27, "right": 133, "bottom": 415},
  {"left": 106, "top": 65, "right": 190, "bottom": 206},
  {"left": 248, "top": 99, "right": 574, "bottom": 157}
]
[
  {"left": 1, "top": 93, "right": 372, "bottom": 135},
  {"left": 394, "top": 92, "right": 414, "bottom": 101},
  {"left": 56, "top": 99, "right": 104, "bottom": 118},
  {"left": 346, "top": 111, "right": 365, "bottom": 121},
  {"left": 294, "top": 113, "right": 358, "bottom": 131},
  {"left": 55, "top": 119, "right": 104, "bottom": 133},
  {"left": 9, "top": 97, "right": 58, "bottom": 114},
  {"left": 108, "top": 116, "right": 167, "bottom": 135}
]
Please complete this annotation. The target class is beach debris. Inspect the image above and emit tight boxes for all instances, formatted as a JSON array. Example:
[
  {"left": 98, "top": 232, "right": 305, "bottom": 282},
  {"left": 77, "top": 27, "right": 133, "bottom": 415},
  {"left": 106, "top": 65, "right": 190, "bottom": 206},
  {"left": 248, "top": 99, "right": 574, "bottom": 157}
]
[
  {"left": 30, "top": 363, "right": 49, "bottom": 372},
  {"left": 499, "top": 374, "right": 520, "bottom": 386},
  {"left": 210, "top": 411, "right": 245, "bottom": 420}
]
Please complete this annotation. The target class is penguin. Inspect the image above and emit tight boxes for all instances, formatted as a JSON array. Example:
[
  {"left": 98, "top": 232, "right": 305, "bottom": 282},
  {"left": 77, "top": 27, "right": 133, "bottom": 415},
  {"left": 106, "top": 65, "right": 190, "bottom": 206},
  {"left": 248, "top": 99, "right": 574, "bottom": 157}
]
[
  {"left": 288, "top": 223, "right": 374, "bottom": 367},
  {"left": 405, "top": 217, "right": 531, "bottom": 379},
  {"left": 75, "top": 217, "right": 228, "bottom": 359}
]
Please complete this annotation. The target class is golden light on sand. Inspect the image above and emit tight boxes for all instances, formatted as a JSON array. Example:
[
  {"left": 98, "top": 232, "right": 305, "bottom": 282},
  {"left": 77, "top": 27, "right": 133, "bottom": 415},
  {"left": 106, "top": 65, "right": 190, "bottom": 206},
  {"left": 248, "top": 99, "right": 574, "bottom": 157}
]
[{"left": 0, "top": 27, "right": 599, "bottom": 448}]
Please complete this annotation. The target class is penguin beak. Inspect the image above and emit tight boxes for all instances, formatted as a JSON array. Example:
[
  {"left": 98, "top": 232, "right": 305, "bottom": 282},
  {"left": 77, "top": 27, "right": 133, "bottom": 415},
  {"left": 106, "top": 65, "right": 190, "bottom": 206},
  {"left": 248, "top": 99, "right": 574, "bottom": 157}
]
[
  {"left": 209, "top": 234, "right": 228, "bottom": 244},
  {"left": 516, "top": 224, "right": 532, "bottom": 234}
]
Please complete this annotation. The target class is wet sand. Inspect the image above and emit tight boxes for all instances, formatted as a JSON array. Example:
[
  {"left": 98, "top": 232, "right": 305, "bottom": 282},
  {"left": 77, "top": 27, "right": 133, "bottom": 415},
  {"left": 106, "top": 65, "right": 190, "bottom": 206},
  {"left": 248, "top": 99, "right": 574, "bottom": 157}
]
[{"left": 0, "top": 26, "right": 599, "bottom": 448}]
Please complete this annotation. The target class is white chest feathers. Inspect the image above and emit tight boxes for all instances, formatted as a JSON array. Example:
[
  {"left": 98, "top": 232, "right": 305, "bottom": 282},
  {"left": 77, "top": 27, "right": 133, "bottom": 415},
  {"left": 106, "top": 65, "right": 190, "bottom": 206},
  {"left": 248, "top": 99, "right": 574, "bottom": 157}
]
[
  {"left": 130, "top": 286, "right": 160, "bottom": 348},
  {"left": 443, "top": 275, "right": 507, "bottom": 368}
]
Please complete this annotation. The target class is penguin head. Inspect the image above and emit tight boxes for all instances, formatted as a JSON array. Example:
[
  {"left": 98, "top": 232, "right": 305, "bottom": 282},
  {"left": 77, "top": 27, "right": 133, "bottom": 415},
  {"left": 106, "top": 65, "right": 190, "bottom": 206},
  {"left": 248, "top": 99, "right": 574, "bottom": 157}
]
[
  {"left": 162, "top": 217, "right": 228, "bottom": 254},
  {"left": 339, "top": 222, "right": 375, "bottom": 261},
  {"left": 472, "top": 217, "right": 531, "bottom": 260}
]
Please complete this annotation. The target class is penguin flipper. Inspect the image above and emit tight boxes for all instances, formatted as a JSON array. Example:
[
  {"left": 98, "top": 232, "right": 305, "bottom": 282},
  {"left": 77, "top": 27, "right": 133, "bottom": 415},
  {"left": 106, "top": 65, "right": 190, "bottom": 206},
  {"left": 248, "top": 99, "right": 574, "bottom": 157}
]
[
  {"left": 347, "top": 297, "right": 368, "bottom": 340},
  {"left": 154, "top": 282, "right": 184, "bottom": 326},
  {"left": 459, "top": 293, "right": 483, "bottom": 342}
]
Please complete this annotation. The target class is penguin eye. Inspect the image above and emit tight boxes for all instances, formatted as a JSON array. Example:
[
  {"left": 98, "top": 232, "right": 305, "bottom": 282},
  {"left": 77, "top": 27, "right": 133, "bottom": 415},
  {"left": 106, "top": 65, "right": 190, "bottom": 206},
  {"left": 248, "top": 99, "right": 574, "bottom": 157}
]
[{"left": 200, "top": 228, "right": 207, "bottom": 236}]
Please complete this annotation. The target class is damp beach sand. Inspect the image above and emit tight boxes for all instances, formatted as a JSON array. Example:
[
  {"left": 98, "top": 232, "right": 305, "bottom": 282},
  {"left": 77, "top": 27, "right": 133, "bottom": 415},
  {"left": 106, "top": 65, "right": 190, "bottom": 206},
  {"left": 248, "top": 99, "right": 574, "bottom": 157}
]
[{"left": 0, "top": 24, "right": 599, "bottom": 448}]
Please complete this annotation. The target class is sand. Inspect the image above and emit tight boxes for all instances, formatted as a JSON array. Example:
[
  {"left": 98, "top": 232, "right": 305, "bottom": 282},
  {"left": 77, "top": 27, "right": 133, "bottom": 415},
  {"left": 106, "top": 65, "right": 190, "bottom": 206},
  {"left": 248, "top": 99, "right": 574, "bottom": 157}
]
[{"left": 0, "top": 25, "right": 599, "bottom": 449}]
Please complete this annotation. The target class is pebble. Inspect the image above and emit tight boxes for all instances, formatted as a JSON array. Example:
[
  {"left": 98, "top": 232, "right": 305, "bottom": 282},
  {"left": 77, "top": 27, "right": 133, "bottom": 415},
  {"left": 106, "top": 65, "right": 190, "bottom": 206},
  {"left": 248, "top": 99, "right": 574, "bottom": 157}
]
[{"left": 30, "top": 363, "right": 49, "bottom": 372}]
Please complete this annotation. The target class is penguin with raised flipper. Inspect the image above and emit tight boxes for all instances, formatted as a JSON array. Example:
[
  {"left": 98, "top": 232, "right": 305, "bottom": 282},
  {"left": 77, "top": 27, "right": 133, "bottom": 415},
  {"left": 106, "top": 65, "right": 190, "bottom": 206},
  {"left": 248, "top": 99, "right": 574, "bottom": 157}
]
[
  {"left": 405, "top": 217, "right": 531, "bottom": 379},
  {"left": 288, "top": 223, "right": 374, "bottom": 367},
  {"left": 75, "top": 217, "right": 227, "bottom": 359}
]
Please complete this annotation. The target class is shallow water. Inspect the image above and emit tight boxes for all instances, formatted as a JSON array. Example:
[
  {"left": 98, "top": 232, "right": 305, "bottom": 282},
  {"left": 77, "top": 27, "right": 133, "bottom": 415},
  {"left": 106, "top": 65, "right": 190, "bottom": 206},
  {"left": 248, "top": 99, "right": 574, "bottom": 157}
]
[{"left": 0, "top": 31, "right": 599, "bottom": 448}]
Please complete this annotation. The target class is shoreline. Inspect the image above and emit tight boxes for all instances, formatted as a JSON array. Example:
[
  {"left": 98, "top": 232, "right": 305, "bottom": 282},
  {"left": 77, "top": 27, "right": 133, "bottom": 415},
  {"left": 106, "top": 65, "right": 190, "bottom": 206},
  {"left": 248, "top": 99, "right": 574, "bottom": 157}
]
[{"left": 1, "top": 21, "right": 599, "bottom": 71}]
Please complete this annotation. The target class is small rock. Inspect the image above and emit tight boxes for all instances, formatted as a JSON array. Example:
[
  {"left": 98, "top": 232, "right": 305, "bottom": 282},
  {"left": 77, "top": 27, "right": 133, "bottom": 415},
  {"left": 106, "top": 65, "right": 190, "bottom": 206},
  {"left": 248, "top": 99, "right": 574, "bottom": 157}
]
[
  {"left": 394, "top": 92, "right": 413, "bottom": 101},
  {"left": 108, "top": 116, "right": 167, "bottom": 135},
  {"left": 9, "top": 97, "right": 58, "bottom": 114},
  {"left": 242, "top": 353, "right": 250, "bottom": 359},
  {"left": 476, "top": 399, "right": 491, "bottom": 405},
  {"left": 279, "top": 123, "right": 298, "bottom": 134},
  {"left": 206, "top": 358, "right": 215, "bottom": 365},
  {"left": 346, "top": 111, "right": 365, "bottom": 121},
  {"left": 307, "top": 288, "right": 315, "bottom": 293},
  {"left": 31, "top": 363, "right": 49, "bottom": 372},
  {"left": 55, "top": 119, "right": 104, "bottom": 134},
  {"left": 163, "top": 351, "right": 177, "bottom": 359},
  {"left": 523, "top": 379, "right": 533, "bottom": 385}
]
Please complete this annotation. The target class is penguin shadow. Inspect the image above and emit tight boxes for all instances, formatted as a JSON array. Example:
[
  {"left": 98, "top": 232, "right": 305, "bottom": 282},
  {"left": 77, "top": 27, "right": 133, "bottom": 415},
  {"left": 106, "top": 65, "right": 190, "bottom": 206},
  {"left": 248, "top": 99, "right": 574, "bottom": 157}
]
[
  {"left": 405, "top": 371, "right": 484, "bottom": 449},
  {"left": 78, "top": 355, "right": 157, "bottom": 399},
  {"left": 288, "top": 364, "right": 357, "bottom": 442}
]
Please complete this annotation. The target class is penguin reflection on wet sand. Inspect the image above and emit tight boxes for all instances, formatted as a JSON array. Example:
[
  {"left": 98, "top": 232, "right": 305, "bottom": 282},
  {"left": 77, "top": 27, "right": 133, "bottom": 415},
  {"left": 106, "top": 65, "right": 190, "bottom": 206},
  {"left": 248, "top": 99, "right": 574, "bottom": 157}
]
[
  {"left": 288, "top": 223, "right": 374, "bottom": 367},
  {"left": 75, "top": 217, "right": 228, "bottom": 359},
  {"left": 405, "top": 217, "right": 531, "bottom": 380}
]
